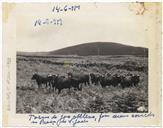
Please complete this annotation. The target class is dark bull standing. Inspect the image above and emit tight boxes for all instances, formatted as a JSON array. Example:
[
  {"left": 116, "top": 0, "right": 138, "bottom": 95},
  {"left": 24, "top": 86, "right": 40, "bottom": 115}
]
[
  {"left": 31, "top": 73, "right": 53, "bottom": 89},
  {"left": 67, "top": 72, "right": 90, "bottom": 85},
  {"left": 52, "top": 76, "right": 81, "bottom": 94}
]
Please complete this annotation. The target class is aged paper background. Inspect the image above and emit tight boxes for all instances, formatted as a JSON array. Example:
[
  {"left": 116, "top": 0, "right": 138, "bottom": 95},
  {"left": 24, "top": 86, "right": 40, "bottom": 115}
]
[{"left": 2, "top": 2, "right": 162, "bottom": 127}]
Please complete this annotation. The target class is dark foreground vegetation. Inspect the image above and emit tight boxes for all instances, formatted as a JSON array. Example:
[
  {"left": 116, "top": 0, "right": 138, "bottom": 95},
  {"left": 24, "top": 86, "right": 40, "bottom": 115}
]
[{"left": 16, "top": 55, "right": 148, "bottom": 113}]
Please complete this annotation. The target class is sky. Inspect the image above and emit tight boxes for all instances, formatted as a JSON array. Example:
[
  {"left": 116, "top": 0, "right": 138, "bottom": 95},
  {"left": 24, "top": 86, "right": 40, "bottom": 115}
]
[{"left": 4, "top": 2, "right": 161, "bottom": 52}]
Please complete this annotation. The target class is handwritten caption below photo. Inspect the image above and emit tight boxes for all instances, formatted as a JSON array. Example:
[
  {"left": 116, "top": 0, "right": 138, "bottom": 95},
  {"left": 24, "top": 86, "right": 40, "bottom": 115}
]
[{"left": 29, "top": 112, "right": 154, "bottom": 127}]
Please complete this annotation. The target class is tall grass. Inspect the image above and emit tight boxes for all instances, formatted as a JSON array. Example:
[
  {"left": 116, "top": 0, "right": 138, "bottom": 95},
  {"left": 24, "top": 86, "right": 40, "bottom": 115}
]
[{"left": 16, "top": 55, "right": 148, "bottom": 113}]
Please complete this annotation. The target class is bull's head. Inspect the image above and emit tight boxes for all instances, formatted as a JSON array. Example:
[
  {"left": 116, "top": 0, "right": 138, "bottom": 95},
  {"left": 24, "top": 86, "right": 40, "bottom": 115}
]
[{"left": 31, "top": 73, "right": 38, "bottom": 80}]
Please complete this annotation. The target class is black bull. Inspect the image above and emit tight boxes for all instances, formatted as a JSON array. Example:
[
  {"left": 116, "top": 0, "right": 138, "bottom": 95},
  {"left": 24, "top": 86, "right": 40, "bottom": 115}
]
[
  {"left": 67, "top": 72, "right": 90, "bottom": 85},
  {"left": 31, "top": 73, "right": 54, "bottom": 88},
  {"left": 52, "top": 76, "right": 82, "bottom": 94}
]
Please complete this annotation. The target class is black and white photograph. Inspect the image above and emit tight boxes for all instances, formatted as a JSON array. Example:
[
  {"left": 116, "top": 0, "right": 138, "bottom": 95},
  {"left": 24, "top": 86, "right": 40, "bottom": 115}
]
[
  {"left": 15, "top": 2, "right": 150, "bottom": 114},
  {"left": 2, "top": 2, "right": 162, "bottom": 127},
  {"left": 17, "top": 42, "right": 148, "bottom": 113}
]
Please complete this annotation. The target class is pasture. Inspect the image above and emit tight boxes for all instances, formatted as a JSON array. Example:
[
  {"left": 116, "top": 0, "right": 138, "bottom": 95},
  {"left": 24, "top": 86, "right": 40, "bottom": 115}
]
[{"left": 16, "top": 54, "right": 148, "bottom": 113}]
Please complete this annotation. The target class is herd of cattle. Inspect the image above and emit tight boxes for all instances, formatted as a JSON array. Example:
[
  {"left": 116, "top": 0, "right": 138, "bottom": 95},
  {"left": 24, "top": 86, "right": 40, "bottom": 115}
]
[{"left": 31, "top": 72, "right": 140, "bottom": 94}]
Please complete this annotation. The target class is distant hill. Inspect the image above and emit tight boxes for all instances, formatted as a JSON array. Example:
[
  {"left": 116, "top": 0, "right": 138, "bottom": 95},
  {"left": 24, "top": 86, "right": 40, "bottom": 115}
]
[
  {"left": 17, "top": 42, "right": 148, "bottom": 56},
  {"left": 48, "top": 42, "right": 148, "bottom": 56}
]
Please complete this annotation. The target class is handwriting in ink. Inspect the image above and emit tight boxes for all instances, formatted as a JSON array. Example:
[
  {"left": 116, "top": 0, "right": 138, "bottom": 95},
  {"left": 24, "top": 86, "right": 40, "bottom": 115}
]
[
  {"left": 28, "top": 112, "right": 155, "bottom": 126},
  {"left": 34, "top": 18, "right": 62, "bottom": 27},
  {"left": 69, "top": 113, "right": 95, "bottom": 127},
  {"left": 29, "top": 114, "right": 50, "bottom": 121},
  {"left": 52, "top": 5, "right": 80, "bottom": 13},
  {"left": 131, "top": 112, "right": 155, "bottom": 118},
  {"left": 112, "top": 114, "right": 129, "bottom": 118},
  {"left": 6, "top": 57, "right": 11, "bottom": 111},
  {"left": 98, "top": 113, "right": 110, "bottom": 122},
  {"left": 56, "top": 115, "right": 70, "bottom": 126},
  {"left": 39, "top": 119, "right": 56, "bottom": 125}
]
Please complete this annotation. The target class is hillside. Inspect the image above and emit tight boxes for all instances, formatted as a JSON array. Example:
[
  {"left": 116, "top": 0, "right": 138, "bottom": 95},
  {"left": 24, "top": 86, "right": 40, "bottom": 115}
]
[
  {"left": 17, "top": 42, "right": 148, "bottom": 56},
  {"left": 49, "top": 42, "right": 148, "bottom": 56}
]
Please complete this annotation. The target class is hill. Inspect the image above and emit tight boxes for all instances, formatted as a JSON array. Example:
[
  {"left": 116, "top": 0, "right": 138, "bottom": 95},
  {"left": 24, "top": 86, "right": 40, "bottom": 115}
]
[{"left": 49, "top": 42, "right": 148, "bottom": 56}]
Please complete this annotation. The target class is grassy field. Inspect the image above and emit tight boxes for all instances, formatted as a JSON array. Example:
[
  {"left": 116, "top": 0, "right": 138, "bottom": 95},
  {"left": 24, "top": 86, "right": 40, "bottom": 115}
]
[{"left": 16, "top": 55, "right": 148, "bottom": 113}]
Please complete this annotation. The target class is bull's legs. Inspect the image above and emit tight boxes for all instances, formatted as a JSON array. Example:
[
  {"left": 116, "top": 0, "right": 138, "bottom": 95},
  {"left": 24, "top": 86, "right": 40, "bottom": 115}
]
[
  {"left": 78, "top": 85, "right": 82, "bottom": 91},
  {"left": 102, "top": 85, "right": 106, "bottom": 88},
  {"left": 68, "top": 87, "right": 71, "bottom": 93},
  {"left": 48, "top": 83, "right": 52, "bottom": 92},
  {"left": 50, "top": 83, "right": 53, "bottom": 90},
  {"left": 78, "top": 85, "right": 81, "bottom": 91},
  {"left": 52, "top": 84, "right": 56, "bottom": 92},
  {"left": 58, "top": 89, "right": 61, "bottom": 94},
  {"left": 121, "top": 84, "right": 125, "bottom": 89},
  {"left": 38, "top": 84, "right": 41, "bottom": 91},
  {"left": 52, "top": 86, "right": 55, "bottom": 92}
]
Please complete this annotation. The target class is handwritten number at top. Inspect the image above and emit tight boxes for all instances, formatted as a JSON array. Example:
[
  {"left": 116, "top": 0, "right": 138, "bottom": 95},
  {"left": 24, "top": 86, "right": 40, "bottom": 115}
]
[{"left": 52, "top": 5, "right": 80, "bottom": 13}]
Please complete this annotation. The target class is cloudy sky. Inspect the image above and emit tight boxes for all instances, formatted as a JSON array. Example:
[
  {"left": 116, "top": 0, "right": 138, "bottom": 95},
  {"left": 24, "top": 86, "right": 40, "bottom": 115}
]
[{"left": 4, "top": 2, "right": 161, "bottom": 52}]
